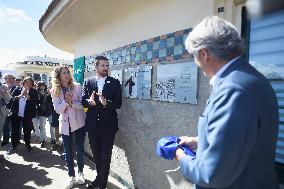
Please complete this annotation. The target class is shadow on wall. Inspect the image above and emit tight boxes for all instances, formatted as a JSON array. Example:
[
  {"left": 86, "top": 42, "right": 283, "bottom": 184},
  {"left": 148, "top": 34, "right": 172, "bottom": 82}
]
[
  {"left": 82, "top": 62, "right": 208, "bottom": 188},
  {"left": 108, "top": 70, "right": 209, "bottom": 189},
  {"left": 112, "top": 99, "right": 199, "bottom": 189}
]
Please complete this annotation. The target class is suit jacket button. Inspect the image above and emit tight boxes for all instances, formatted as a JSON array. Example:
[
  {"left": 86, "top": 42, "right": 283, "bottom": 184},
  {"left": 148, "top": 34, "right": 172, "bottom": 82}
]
[{"left": 97, "top": 118, "right": 100, "bottom": 120}]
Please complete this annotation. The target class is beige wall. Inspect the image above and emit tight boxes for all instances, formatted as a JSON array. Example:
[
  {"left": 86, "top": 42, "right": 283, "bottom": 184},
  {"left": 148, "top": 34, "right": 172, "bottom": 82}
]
[
  {"left": 73, "top": 0, "right": 215, "bottom": 58},
  {"left": 213, "top": 0, "right": 246, "bottom": 26}
]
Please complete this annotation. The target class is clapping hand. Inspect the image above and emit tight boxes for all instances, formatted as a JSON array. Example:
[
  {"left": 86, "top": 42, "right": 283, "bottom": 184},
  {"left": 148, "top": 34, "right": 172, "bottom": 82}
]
[
  {"left": 87, "top": 91, "right": 96, "bottom": 106},
  {"left": 22, "top": 88, "right": 28, "bottom": 97},
  {"left": 65, "top": 92, "right": 73, "bottom": 103},
  {"left": 15, "top": 88, "right": 27, "bottom": 100},
  {"left": 97, "top": 92, "right": 107, "bottom": 106}
]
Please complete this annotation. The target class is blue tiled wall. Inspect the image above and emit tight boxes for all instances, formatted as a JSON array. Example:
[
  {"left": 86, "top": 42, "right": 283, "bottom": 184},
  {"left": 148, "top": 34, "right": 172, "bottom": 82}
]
[{"left": 85, "top": 28, "right": 192, "bottom": 72}]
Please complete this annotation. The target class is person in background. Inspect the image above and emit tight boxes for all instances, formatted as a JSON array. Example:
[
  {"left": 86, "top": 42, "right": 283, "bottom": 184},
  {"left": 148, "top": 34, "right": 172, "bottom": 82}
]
[
  {"left": 7, "top": 77, "right": 38, "bottom": 154},
  {"left": 31, "top": 81, "right": 40, "bottom": 143},
  {"left": 33, "top": 81, "right": 52, "bottom": 148},
  {"left": 50, "top": 65, "right": 86, "bottom": 189},
  {"left": 15, "top": 78, "right": 22, "bottom": 87},
  {"left": 1, "top": 74, "right": 16, "bottom": 146},
  {"left": 82, "top": 56, "right": 122, "bottom": 189},
  {"left": 0, "top": 83, "right": 11, "bottom": 145},
  {"left": 50, "top": 107, "right": 61, "bottom": 150},
  {"left": 3, "top": 74, "right": 16, "bottom": 92},
  {"left": 175, "top": 16, "right": 279, "bottom": 189},
  {"left": 47, "top": 87, "right": 60, "bottom": 150}
]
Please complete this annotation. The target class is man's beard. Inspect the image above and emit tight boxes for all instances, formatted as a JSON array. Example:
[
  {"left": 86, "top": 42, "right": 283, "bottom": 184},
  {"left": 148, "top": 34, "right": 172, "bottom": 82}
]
[{"left": 100, "top": 71, "right": 108, "bottom": 77}]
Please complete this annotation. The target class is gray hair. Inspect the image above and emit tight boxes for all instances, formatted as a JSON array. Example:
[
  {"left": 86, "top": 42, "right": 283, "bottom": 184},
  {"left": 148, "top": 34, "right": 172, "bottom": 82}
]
[{"left": 185, "top": 16, "right": 245, "bottom": 60}]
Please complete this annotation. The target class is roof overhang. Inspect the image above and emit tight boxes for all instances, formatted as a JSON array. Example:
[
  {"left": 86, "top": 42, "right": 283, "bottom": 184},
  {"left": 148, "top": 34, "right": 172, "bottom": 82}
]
[{"left": 39, "top": 0, "right": 154, "bottom": 54}]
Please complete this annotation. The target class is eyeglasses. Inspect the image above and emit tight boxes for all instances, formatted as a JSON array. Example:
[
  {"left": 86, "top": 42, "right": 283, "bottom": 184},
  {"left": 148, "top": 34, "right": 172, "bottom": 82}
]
[{"left": 5, "top": 77, "right": 15, "bottom": 80}]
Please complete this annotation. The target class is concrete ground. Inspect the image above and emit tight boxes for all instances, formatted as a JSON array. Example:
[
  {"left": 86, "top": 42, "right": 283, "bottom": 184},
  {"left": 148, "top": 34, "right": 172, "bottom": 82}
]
[{"left": 0, "top": 138, "right": 127, "bottom": 189}]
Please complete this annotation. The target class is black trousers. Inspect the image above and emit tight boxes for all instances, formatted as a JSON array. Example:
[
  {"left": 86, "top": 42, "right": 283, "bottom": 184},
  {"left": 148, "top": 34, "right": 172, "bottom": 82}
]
[
  {"left": 88, "top": 128, "right": 116, "bottom": 188},
  {"left": 11, "top": 116, "right": 33, "bottom": 148}
]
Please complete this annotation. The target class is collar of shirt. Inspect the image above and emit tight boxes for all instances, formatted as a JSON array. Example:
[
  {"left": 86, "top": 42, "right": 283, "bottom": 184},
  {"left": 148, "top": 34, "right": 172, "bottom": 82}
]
[
  {"left": 96, "top": 75, "right": 107, "bottom": 92},
  {"left": 96, "top": 75, "right": 107, "bottom": 81},
  {"left": 209, "top": 56, "right": 240, "bottom": 89}
]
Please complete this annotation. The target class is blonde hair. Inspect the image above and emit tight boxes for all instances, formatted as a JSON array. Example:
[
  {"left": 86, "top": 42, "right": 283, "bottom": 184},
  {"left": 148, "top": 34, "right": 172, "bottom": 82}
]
[{"left": 51, "top": 66, "right": 74, "bottom": 97}]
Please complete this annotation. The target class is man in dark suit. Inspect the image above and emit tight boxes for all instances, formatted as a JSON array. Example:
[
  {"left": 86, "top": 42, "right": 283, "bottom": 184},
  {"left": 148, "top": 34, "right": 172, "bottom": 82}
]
[
  {"left": 175, "top": 16, "right": 279, "bottom": 189},
  {"left": 82, "top": 56, "right": 122, "bottom": 189},
  {"left": 7, "top": 77, "right": 38, "bottom": 154}
]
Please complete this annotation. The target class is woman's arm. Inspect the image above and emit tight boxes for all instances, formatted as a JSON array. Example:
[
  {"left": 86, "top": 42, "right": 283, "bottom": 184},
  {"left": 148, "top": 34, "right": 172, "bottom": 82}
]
[
  {"left": 51, "top": 90, "right": 69, "bottom": 114},
  {"left": 70, "top": 84, "right": 84, "bottom": 109}
]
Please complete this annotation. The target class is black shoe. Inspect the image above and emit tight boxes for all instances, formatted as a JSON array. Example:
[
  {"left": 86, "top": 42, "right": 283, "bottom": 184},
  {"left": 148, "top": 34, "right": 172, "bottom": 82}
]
[
  {"left": 40, "top": 140, "right": 46, "bottom": 148},
  {"left": 87, "top": 179, "right": 99, "bottom": 189},
  {"left": 59, "top": 143, "right": 64, "bottom": 152},
  {"left": 51, "top": 143, "right": 58, "bottom": 151},
  {"left": 50, "top": 139, "right": 56, "bottom": 145},
  {"left": 60, "top": 153, "right": 66, "bottom": 160},
  {"left": 53, "top": 143, "right": 60, "bottom": 151},
  {"left": 7, "top": 147, "right": 16, "bottom": 155},
  {"left": 1, "top": 141, "right": 9, "bottom": 146},
  {"left": 26, "top": 145, "right": 33, "bottom": 152}
]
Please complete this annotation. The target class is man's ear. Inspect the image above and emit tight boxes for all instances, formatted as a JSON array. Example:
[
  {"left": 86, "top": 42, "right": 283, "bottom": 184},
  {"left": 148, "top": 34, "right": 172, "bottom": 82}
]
[{"left": 198, "top": 48, "right": 209, "bottom": 62}]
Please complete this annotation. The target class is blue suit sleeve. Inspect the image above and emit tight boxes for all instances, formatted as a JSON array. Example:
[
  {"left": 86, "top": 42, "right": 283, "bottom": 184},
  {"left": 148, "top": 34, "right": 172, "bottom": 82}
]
[{"left": 179, "top": 84, "right": 257, "bottom": 188}]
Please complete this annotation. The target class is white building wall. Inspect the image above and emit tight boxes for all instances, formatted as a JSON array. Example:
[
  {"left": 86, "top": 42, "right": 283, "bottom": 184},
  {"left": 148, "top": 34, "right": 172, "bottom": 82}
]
[{"left": 73, "top": 0, "right": 214, "bottom": 58}]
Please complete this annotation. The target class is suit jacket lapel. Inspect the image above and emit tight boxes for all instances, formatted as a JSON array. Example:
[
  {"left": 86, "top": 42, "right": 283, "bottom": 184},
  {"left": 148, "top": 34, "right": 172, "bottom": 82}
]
[{"left": 92, "top": 77, "right": 98, "bottom": 93}]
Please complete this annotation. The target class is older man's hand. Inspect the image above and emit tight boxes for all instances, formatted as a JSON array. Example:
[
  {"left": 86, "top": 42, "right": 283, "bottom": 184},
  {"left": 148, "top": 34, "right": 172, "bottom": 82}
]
[
  {"left": 179, "top": 136, "right": 198, "bottom": 150},
  {"left": 175, "top": 148, "right": 186, "bottom": 161}
]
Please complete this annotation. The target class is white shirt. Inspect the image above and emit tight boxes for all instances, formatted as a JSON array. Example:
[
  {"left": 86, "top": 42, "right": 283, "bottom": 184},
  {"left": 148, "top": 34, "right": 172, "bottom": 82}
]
[
  {"left": 96, "top": 75, "right": 107, "bottom": 102},
  {"left": 18, "top": 90, "right": 28, "bottom": 117},
  {"left": 96, "top": 75, "right": 107, "bottom": 93}
]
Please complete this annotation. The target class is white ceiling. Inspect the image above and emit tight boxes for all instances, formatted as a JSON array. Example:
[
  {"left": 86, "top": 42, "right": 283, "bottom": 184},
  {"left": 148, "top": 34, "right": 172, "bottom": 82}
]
[{"left": 42, "top": 0, "right": 154, "bottom": 53}]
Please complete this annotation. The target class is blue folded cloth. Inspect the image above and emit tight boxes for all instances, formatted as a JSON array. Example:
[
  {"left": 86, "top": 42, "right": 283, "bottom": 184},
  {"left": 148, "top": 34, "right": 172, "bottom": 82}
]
[{"left": 156, "top": 136, "right": 196, "bottom": 160}]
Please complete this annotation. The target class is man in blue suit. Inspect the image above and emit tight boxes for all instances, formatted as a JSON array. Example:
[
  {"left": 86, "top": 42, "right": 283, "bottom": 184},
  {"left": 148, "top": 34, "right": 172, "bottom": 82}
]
[{"left": 175, "top": 16, "right": 279, "bottom": 189}]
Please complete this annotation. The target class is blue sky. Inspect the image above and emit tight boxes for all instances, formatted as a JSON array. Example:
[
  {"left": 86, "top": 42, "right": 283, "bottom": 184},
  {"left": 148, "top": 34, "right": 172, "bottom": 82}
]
[{"left": 0, "top": 0, "right": 73, "bottom": 68}]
